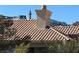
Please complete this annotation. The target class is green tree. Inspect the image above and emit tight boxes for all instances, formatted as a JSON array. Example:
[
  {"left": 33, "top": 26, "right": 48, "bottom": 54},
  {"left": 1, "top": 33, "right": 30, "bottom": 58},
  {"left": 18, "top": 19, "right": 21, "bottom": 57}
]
[
  {"left": 14, "top": 43, "right": 30, "bottom": 53},
  {"left": 0, "top": 15, "right": 14, "bottom": 39},
  {"left": 0, "top": 15, "right": 16, "bottom": 52},
  {"left": 48, "top": 40, "right": 79, "bottom": 53}
]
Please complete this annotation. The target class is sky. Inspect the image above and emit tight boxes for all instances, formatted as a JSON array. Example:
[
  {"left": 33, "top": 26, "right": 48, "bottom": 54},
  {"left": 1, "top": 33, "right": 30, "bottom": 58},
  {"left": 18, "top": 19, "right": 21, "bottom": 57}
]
[{"left": 0, "top": 5, "right": 79, "bottom": 24}]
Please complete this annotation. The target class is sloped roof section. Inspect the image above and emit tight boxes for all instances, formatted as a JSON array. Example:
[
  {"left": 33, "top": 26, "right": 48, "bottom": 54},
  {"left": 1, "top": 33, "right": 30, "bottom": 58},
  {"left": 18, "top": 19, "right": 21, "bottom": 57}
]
[
  {"left": 12, "top": 20, "right": 37, "bottom": 29},
  {"left": 53, "top": 26, "right": 79, "bottom": 35},
  {"left": 10, "top": 20, "right": 71, "bottom": 43}
]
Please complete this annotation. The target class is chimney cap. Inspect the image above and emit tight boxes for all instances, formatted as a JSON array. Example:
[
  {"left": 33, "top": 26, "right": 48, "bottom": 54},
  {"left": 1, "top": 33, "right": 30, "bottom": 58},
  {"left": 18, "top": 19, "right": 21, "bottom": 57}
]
[{"left": 41, "top": 5, "right": 47, "bottom": 10}]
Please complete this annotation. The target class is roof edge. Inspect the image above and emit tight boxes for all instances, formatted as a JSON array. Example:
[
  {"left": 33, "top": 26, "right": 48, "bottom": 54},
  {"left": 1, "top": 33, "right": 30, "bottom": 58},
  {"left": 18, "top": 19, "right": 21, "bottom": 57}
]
[{"left": 50, "top": 27, "right": 72, "bottom": 40}]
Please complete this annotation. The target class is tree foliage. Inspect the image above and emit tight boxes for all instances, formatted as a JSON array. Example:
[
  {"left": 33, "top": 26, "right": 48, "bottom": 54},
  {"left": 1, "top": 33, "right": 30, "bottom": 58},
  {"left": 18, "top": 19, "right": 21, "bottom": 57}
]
[
  {"left": 0, "top": 15, "right": 14, "bottom": 39},
  {"left": 48, "top": 40, "right": 79, "bottom": 53},
  {"left": 14, "top": 43, "right": 30, "bottom": 53}
]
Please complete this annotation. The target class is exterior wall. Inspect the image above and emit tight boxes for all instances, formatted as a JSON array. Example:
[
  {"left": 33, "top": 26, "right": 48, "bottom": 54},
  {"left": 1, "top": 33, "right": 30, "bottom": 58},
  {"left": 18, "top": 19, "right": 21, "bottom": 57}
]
[
  {"left": 37, "top": 18, "right": 46, "bottom": 28},
  {"left": 36, "top": 14, "right": 51, "bottom": 28}
]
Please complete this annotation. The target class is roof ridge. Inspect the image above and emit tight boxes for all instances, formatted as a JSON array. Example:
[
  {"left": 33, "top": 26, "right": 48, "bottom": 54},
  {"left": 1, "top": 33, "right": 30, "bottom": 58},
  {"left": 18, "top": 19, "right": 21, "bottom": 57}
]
[{"left": 50, "top": 27, "right": 72, "bottom": 40}]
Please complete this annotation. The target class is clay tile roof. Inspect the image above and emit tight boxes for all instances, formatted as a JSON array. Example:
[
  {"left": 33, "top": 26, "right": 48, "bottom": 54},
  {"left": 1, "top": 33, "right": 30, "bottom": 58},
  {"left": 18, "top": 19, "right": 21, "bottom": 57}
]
[
  {"left": 52, "top": 26, "right": 79, "bottom": 35},
  {"left": 10, "top": 20, "right": 71, "bottom": 42}
]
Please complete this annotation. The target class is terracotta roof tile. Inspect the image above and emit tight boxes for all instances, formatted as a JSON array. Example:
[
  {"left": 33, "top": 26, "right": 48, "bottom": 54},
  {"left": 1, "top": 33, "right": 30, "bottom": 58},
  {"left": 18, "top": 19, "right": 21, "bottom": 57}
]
[
  {"left": 52, "top": 26, "right": 79, "bottom": 35},
  {"left": 10, "top": 20, "right": 71, "bottom": 43}
]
